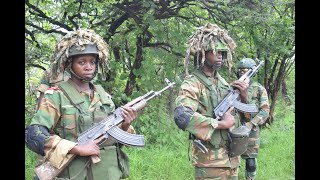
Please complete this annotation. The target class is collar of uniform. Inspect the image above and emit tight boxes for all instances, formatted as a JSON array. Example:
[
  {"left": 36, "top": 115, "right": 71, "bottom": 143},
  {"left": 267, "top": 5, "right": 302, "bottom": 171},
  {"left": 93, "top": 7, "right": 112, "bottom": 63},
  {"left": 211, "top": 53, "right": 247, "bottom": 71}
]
[
  {"left": 66, "top": 79, "right": 96, "bottom": 95},
  {"left": 200, "top": 68, "right": 218, "bottom": 79}
]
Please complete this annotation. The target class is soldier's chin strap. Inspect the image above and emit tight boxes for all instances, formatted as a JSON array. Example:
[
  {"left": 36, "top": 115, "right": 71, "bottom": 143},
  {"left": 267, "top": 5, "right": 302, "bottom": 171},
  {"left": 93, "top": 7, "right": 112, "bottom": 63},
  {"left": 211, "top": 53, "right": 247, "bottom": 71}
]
[{"left": 69, "top": 67, "right": 97, "bottom": 83}]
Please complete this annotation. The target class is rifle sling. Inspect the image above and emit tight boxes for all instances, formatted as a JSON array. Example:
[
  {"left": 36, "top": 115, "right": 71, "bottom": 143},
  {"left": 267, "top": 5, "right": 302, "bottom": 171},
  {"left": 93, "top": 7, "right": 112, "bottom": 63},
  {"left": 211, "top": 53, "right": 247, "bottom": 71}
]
[
  {"left": 192, "top": 69, "right": 216, "bottom": 110},
  {"left": 58, "top": 81, "right": 87, "bottom": 115}
]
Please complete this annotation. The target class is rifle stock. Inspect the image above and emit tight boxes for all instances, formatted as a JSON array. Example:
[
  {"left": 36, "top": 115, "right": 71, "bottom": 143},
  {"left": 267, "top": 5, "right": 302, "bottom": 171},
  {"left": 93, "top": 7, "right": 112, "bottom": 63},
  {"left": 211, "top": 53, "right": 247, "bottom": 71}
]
[{"left": 34, "top": 78, "right": 175, "bottom": 180}]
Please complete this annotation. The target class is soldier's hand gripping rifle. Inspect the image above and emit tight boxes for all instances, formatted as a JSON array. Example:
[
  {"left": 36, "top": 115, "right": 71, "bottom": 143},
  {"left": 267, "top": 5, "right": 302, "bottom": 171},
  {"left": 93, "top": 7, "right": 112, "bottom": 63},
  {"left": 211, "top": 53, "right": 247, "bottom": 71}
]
[
  {"left": 194, "top": 60, "right": 264, "bottom": 154},
  {"left": 213, "top": 60, "right": 264, "bottom": 120},
  {"left": 34, "top": 78, "right": 176, "bottom": 180}
]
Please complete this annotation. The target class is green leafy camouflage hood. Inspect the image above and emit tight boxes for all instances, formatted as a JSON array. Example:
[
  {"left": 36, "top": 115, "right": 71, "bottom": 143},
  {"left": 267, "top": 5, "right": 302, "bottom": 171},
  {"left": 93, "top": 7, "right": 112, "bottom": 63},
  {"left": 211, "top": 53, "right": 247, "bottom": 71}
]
[
  {"left": 50, "top": 29, "right": 110, "bottom": 82},
  {"left": 184, "top": 23, "right": 237, "bottom": 76}
]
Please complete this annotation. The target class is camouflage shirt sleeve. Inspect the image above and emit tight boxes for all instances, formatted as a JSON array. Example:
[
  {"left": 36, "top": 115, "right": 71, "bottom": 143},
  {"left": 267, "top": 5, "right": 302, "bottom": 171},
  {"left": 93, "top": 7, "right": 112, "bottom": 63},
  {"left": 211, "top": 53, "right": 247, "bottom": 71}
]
[
  {"left": 30, "top": 87, "right": 77, "bottom": 169},
  {"left": 175, "top": 77, "right": 218, "bottom": 141},
  {"left": 251, "top": 84, "right": 270, "bottom": 125}
]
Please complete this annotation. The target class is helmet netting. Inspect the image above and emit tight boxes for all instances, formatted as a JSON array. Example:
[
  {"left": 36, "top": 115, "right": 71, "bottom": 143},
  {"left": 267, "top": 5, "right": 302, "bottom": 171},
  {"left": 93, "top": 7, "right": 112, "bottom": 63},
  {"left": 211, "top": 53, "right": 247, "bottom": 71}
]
[
  {"left": 49, "top": 29, "right": 110, "bottom": 83},
  {"left": 184, "top": 23, "right": 237, "bottom": 76}
]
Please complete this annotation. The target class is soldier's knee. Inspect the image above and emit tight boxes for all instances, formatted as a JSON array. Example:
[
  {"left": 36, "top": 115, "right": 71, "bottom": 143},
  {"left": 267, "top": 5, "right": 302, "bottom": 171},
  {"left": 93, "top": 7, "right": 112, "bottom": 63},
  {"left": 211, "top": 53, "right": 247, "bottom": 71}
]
[{"left": 246, "top": 158, "right": 256, "bottom": 172}]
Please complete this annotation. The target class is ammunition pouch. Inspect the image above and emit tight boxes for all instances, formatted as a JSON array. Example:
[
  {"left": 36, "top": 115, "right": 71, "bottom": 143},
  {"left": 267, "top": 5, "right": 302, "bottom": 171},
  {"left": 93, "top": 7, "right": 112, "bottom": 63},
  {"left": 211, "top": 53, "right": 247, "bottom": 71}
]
[{"left": 228, "top": 125, "right": 250, "bottom": 157}]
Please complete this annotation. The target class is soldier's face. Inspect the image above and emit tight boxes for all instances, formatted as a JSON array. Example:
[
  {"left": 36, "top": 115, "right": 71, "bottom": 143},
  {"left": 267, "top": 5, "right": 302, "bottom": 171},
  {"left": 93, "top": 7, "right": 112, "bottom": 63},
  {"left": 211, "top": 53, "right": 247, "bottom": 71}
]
[
  {"left": 71, "top": 54, "right": 97, "bottom": 79},
  {"left": 238, "top": 68, "right": 249, "bottom": 77},
  {"left": 204, "top": 50, "right": 224, "bottom": 68}
]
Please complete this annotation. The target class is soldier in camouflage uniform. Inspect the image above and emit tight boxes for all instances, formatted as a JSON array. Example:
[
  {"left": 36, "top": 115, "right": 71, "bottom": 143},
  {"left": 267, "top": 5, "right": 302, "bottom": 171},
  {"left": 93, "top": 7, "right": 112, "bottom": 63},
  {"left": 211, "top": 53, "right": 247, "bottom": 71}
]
[
  {"left": 25, "top": 29, "right": 137, "bottom": 180},
  {"left": 236, "top": 58, "right": 270, "bottom": 180},
  {"left": 174, "top": 23, "right": 250, "bottom": 180}
]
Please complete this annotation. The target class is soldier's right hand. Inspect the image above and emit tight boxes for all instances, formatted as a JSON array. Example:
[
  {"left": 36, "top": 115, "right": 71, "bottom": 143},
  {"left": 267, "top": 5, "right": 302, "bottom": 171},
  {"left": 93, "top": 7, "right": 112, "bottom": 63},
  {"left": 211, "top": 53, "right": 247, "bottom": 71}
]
[
  {"left": 70, "top": 141, "right": 100, "bottom": 157},
  {"left": 216, "top": 107, "right": 235, "bottom": 129}
]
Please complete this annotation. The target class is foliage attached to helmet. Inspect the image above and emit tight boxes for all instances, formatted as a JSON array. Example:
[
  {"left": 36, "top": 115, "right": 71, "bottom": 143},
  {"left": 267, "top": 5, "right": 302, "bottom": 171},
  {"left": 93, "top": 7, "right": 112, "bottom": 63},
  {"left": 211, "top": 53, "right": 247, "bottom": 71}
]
[
  {"left": 237, "top": 58, "right": 257, "bottom": 69},
  {"left": 184, "top": 23, "right": 237, "bottom": 76},
  {"left": 49, "top": 29, "right": 110, "bottom": 83}
]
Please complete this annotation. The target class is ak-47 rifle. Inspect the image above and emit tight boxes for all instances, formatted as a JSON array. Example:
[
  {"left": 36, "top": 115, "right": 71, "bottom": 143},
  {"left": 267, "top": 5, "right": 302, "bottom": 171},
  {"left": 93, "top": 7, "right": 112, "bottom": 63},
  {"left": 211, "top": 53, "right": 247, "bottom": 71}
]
[
  {"left": 193, "top": 60, "right": 264, "bottom": 153},
  {"left": 34, "top": 78, "right": 175, "bottom": 180},
  {"left": 213, "top": 60, "right": 264, "bottom": 119}
]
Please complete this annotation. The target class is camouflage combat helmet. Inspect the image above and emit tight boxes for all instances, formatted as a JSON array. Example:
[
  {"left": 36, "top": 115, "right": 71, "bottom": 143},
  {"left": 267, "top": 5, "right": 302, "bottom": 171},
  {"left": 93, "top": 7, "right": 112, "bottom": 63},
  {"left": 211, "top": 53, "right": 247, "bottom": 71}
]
[
  {"left": 184, "top": 23, "right": 237, "bottom": 76},
  {"left": 49, "top": 29, "right": 110, "bottom": 83},
  {"left": 68, "top": 43, "right": 99, "bottom": 57},
  {"left": 214, "top": 41, "right": 229, "bottom": 52},
  {"left": 238, "top": 58, "right": 257, "bottom": 69}
]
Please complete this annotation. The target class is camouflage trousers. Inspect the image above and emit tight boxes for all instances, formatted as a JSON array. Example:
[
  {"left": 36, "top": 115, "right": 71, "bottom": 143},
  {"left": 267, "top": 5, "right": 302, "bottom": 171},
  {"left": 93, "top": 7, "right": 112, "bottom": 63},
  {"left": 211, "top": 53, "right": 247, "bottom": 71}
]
[
  {"left": 241, "top": 126, "right": 260, "bottom": 159},
  {"left": 241, "top": 126, "right": 260, "bottom": 180},
  {"left": 194, "top": 166, "right": 239, "bottom": 180}
]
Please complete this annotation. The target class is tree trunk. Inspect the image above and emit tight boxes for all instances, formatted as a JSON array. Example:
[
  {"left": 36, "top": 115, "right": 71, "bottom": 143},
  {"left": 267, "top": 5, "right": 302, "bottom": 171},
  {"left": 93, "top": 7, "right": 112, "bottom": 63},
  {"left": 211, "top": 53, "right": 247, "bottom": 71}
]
[
  {"left": 124, "top": 35, "right": 143, "bottom": 96},
  {"left": 281, "top": 81, "right": 288, "bottom": 98},
  {"left": 264, "top": 55, "right": 287, "bottom": 125}
]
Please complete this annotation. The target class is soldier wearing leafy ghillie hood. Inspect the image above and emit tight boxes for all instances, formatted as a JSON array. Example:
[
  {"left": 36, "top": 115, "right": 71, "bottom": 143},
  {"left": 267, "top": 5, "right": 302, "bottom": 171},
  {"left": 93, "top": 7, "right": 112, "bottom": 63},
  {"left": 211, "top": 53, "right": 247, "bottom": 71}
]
[
  {"left": 25, "top": 29, "right": 137, "bottom": 180},
  {"left": 174, "top": 23, "right": 250, "bottom": 179}
]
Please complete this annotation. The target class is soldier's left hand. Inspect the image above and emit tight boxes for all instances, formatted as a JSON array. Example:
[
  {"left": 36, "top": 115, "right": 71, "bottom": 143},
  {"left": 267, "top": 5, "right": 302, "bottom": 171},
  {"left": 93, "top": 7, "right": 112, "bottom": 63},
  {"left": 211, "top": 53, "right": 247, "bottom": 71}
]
[
  {"left": 120, "top": 106, "right": 138, "bottom": 131},
  {"left": 231, "top": 80, "right": 249, "bottom": 103}
]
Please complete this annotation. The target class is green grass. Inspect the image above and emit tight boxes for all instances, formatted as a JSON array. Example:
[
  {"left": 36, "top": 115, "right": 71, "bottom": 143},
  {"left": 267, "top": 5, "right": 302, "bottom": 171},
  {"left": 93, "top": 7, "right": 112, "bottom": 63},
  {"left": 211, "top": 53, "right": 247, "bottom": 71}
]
[
  {"left": 25, "top": 147, "right": 38, "bottom": 179},
  {"left": 25, "top": 104, "right": 295, "bottom": 180},
  {"left": 125, "top": 145, "right": 194, "bottom": 180}
]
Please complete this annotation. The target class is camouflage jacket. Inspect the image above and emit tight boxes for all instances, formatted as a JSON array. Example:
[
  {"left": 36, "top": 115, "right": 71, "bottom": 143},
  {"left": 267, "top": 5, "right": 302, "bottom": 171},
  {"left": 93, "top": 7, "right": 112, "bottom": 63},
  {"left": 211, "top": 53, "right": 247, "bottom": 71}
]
[
  {"left": 243, "top": 81, "right": 270, "bottom": 126},
  {"left": 30, "top": 79, "right": 134, "bottom": 179},
  {"left": 175, "top": 69, "right": 241, "bottom": 168}
]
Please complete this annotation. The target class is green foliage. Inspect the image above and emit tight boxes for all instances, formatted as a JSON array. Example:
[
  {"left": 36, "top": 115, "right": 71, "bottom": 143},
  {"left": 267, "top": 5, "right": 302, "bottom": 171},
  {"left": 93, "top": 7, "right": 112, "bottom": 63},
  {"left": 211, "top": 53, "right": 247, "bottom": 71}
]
[
  {"left": 25, "top": 147, "right": 38, "bottom": 179},
  {"left": 132, "top": 97, "right": 184, "bottom": 147}
]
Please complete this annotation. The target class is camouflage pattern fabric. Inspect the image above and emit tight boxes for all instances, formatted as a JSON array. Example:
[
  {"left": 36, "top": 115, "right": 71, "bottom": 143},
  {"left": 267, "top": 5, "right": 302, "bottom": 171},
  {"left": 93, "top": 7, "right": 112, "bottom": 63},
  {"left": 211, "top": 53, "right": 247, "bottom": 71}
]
[
  {"left": 241, "top": 81, "right": 270, "bottom": 159},
  {"left": 30, "top": 79, "right": 134, "bottom": 180},
  {"left": 241, "top": 81, "right": 270, "bottom": 180},
  {"left": 195, "top": 166, "right": 239, "bottom": 180},
  {"left": 175, "top": 70, "right": 242, "bottom": 179}
]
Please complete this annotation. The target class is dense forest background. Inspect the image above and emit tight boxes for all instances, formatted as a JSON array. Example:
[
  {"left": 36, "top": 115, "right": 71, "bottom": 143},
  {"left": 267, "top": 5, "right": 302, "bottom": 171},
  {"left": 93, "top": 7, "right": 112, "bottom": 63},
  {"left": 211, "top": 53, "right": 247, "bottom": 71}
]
[
  {"left": 25, "top": 0, "right": 295, "bottom": 179},
  {"left": 25, "top": 0, "right": 295, "bottom": 121}
]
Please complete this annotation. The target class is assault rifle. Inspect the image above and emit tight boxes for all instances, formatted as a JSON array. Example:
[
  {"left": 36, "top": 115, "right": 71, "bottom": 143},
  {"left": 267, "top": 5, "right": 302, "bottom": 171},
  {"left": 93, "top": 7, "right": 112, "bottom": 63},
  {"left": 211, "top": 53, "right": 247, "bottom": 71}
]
[
  {"left": 213, "top": 60, "right": 264, "bottom": 120},
  {"left": 193, "top": 60, "right": 264, "bottom": 153},
  {"left": 34, "top": 78, "right": 175, "bottom": 180}
]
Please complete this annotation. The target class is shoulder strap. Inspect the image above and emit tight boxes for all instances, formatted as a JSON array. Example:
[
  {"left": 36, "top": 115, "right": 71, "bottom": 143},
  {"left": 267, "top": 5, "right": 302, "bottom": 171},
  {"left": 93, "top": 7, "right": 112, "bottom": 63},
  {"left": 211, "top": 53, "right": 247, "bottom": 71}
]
[
  {"left": 94, "top": 85, "right": 111, "bottom": 104},
  {"left": 58, "top": 81, "right": 87, "bottom": 114},
  {"left": 192, "top": 69, "right": 214, "bottom": 92},
  {"left": 216, "top": 72, "right": 229, "bottom": 87},
  {"left": 192, "top": 69, "right": 216, "bottom": 118},
  {"left": 58, "top": 81, "right": 84, "bottom": 105}
]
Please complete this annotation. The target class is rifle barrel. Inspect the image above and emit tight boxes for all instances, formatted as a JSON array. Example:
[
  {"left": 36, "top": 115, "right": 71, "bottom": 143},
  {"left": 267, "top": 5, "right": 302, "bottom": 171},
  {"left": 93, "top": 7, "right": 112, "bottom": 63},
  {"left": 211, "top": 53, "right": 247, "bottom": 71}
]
[{"left": 145, "top": 82, "right": 175, "bottom": 101}]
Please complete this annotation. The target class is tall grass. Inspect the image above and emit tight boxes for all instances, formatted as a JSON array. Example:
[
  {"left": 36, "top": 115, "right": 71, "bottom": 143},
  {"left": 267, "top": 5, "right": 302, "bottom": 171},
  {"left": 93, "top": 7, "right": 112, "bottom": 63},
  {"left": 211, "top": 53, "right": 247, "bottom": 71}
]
[
  {"left": 125, "top": 145, "right": 194, "bottom": 180},
  {"left": 25, "top": 100, "right": 295, "bottom": 180}
]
